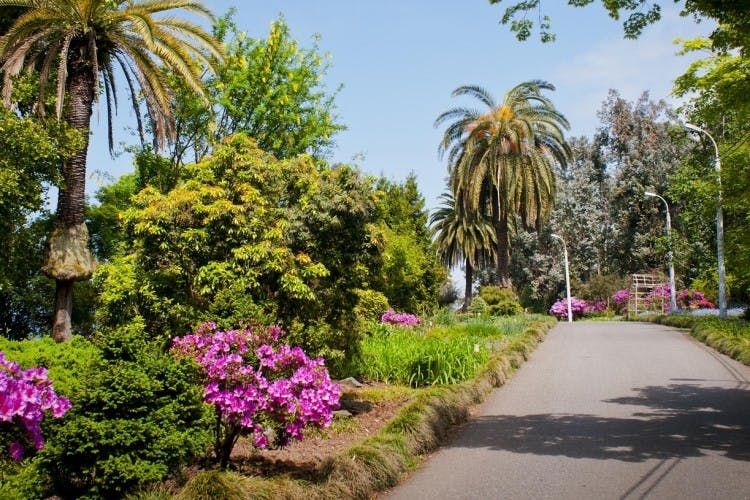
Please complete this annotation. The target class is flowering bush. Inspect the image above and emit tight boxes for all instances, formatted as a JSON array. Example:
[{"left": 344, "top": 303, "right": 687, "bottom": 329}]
[
  {"left": 584, "top": 300, "right": 607, "bottom": 314},
  {"left": 0, "top": 351, "right": 71, "bottom": 461},
  {"left": 677, "top": 289, "right": 715, "bottom": 309},
  {"left": 381, "top": 309, "right": 421, "bottom": 326},
  {"left": 644, "top": 284, "right": 671, "bottom": 313},
  {"left": 172, "top": 322, "right": 340, "bottom": 469},
  {"left": 612, "top": 288, "right": 630, "bottom": 307},
  {"left": 549, "top": 297, "right": 588, "bottom": 320}
]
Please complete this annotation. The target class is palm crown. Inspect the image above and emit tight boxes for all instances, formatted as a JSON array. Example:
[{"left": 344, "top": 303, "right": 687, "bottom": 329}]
[
  {"left": 0, "top": 0, "right": 222, "bottom": 147},
  {"left": 435, "top": 81, "right": 570, "bottom": 287}
]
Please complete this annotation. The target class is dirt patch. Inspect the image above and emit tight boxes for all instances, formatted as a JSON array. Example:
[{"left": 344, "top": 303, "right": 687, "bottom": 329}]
[{"left": 231, "top": 384, "right": 413, "bottom": 480}]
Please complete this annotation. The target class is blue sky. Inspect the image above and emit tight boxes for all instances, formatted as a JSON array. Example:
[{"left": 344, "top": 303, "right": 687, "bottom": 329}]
[{"left": 84, "top": 0, "right": 710, "bottom": 211}]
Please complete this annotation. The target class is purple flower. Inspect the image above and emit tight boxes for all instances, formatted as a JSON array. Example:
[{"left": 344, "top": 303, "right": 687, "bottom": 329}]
[
  {"left": 0, "top": 351, "right": 71, "bottom": 461},
  {"left": 171, "top": 322, "right": 340, "bottom": 459},
  {"left": 380, "top": 309, "right": 421, "bottom": 326}
]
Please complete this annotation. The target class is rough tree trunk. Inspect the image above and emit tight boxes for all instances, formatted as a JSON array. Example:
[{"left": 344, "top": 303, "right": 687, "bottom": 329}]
[
  {"left": 491, "top": 190, "right": 512, "bottom": 288},
  {"left": 47, "top": 55, "right": 96, "bottom": 342},
  {"left": 462, "top": 258, "right": 473, "bottom": 312}
]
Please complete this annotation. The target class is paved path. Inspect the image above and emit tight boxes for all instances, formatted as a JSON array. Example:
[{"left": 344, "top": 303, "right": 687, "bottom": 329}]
[{"left": 385, "top": 322, "right": 750, "bottom": 499}]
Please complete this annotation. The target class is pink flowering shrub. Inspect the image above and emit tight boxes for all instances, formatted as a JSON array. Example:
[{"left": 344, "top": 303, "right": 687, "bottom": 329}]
[
  {"left": 644, "top": 284, "right": 671, "bottom": 313},
  {"left": 584, "top": 300, "right": 607, "bottom": 314},
  {"left": 380, "top": 309, "right": 421, "bottom": 326},
  {"left": 612, "top": 289, "right": 630, "bottom": 308},
  {"left": 0, "top": 351, "right": 71, "bottom": 461},
  {"left": 549, "top": 297, "right": 588, "bottom": 320},
  {"left": 677, "top": 289, "right": 715, "bottom": 309},
  {"left": 171, "top": 322, "right": 340, "bottom": 469}
]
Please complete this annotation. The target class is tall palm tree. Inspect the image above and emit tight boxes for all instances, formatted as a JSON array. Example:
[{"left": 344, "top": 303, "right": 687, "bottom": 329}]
[
  {"left": 0, "top": 0, "right": 223, "bottom": 341},
  {"left": 430, "top": 189, "right": 496, "bottom": 311},
  {"left": 436, "top": 81, "right": 570, "bottom": 288}
]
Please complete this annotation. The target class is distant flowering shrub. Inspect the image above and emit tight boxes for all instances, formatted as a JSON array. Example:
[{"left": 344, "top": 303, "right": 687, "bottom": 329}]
[
  {"left": 0, "top": 351, "right": 71, "bottom": 461},
  {"left": 549, "top": 297, "right": 588, "bottom": 320},
  {"left": 381, "top": 309, "right": 421, "bottom": 326},
  {"left": 677, "top": 289, "right": 715, "bottom": 310},
  {"left": 644, "top": 284, "right": 671, "bottom": 312},
  {"left": 584, "top": 300, "right": 607, "bottom": 314},
  {"left": 171, "top": 322, "right": 340, "bottom": 469},
  {"left": 612, "top": 288, "right": 630, "bottom": 307}
]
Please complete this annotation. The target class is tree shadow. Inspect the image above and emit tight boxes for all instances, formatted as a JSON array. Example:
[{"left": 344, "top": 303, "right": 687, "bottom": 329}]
[{"left": 453, "top": 383, "right": 750, "bottom": 462}]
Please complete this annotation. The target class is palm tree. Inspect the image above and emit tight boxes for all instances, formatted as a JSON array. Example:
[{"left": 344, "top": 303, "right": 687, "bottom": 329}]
[
  {"left": 430, "top": 190, "right": 496, "bottom": 311},
  {"left": 436, "top": 81, "right": 570, "bottom": 288},
  {"left": 0, "top": 0, "right": 223, "bottom": 341}
]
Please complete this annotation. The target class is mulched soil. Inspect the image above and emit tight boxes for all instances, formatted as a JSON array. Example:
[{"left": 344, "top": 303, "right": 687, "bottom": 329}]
[{"left": 231, "top": 383, "right": 412, "bottom": 480}]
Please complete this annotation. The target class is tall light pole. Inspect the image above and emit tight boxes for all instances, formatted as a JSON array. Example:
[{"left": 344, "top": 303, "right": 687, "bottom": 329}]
[
  {"left": 684, "top": 123, "right": 727, "bottom": 318},
  {"left": 551, "top": 234, "right": 572, "bottom": 323},
  {"left": 645, "top": 192, "right": 677, "bottom": 313}
]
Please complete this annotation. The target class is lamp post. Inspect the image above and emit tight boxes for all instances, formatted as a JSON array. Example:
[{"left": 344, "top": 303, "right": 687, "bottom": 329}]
[
  {"left": 551, "top": 234, "right": 572, "bottom": 323},
  {"left": 684, "top": 123, "right": 727, "bottom": 318},
  {"left": 645, "top": 192, "right": 677, "bottom": 313}
]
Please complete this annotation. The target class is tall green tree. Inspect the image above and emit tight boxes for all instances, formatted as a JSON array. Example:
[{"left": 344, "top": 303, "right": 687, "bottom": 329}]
[
  {"left": 164, "top": 14, "right": 344, "bottom": 168},
  {"left": 0, "top": 0, "right": 222, "bottom": 341},
  {"left": 436, "top": 81, "right": 570, "bottom": 287},
  {"left": 430, "top": 190, "right": 496, "bottom": 311}
]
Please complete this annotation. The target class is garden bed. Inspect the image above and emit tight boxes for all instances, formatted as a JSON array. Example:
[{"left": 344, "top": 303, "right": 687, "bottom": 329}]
[{"left": 169, "top": 315, "right": 556, "bottom": 500}]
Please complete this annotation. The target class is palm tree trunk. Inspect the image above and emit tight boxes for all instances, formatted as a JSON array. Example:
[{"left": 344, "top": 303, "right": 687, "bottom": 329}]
[
  {"left": 51, "top": 58, "right": 95, "bottom": 342},
  {"left": 491, "top": 190, "right": 512, "bottom": 288},
  {"left": 462, "top": 258, "right": 473, "bottom": 312}
]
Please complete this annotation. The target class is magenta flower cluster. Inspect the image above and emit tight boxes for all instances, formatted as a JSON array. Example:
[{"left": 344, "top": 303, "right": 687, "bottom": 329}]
[
  {"left": 612, "top": 288, "right": 630, "bottom": 306},
  {"left": 677, "top": 289, "right": 715, "bottom": 310},
  {"left": 171, "top": 322, "right": 340, "bottom": 462},
  {"left": 380, "top": 309, "right": 421, "bottom": 326},
  {"left": 0, "top": 352, "right": 71, "bottom": 461},
  {"left": 548, "top": 297, "right": 589, "bottom": 320}
]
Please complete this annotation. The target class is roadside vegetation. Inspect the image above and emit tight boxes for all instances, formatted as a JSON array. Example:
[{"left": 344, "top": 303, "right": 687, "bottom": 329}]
[{"left": 0, "top": 1, "right": 748, "bottom": 498}]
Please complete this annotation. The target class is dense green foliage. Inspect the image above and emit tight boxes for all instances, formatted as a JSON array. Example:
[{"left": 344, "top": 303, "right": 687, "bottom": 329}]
[
  {"left": 0, "top": 110, "right": 82, "bottom": 337},
  {"left": 0, "top": 330, "right": 211, "bottom": 498},
  {"left": 479, "top": 286, "right": 523, "bottom": 316},
  {"left": 165, "top": 15, "right": 343, "bottom": 167}
]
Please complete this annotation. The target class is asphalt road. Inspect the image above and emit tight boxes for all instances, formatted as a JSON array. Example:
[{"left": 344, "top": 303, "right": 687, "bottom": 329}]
[{"left": 385, "top": 321, "right": 750, "bottom": 500}]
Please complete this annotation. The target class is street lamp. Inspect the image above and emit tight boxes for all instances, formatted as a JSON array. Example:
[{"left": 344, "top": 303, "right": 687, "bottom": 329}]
[
  {"left": 645, "top": 192, "right": 677, "bottom": 313},
  {"left": 684, "top": 123, "right": 727, "bottom": 318},
  {"left": 551, "top": 234, "right": 572, "bottom": 323}
]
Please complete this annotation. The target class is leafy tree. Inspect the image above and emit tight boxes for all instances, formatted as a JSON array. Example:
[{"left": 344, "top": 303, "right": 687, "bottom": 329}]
[
  {"left": 490, "top": 0, "right": 750, "bottom": 53},
  {"left": 671, "top": 38, "right": 750, "bottom": 301},
  {"left": 0, "top": 0, "right": 222, "bottom": 341},
  {"left": 374, "top": 175, "right": 446, "bottom": 313},
  {"left": 597, "top": 90, "right": 691, "bottom": 275},
  {"left": 436, "top": 81, "right": 570, "bottom": 287},
  {"left": 165, "top": 14, "right": 344, "bottom": 167}
]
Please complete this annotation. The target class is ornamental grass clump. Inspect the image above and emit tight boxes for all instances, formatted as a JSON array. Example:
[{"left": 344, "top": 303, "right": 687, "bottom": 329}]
[
  {"left": 0, "top": 352, "right": 70, "bottom": 461},
  {"left": 171, "top": 322, "right": 341, "bottom": 469},
  {"left": 381, "top": 309, "right": 421, "bottom": 326}
]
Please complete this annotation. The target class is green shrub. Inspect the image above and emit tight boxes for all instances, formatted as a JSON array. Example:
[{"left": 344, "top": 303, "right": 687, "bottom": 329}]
[
  {"left": 467, "top": 296, "right": 488, "bottom": 315},
  {"left": 354, "top": 289, "right": 390, "bottom": 322},
  {"left": 31, "top": 322, "right": 212, "bottom": 499},
  {"left": 431, "top": 306, "right": 457, "bottom": 326},
  {"left": 0, "top": 458, "right": 48, "bottom": 500},
  {"left": 479, "top": 287, "right": 522, "bottom": 317}
]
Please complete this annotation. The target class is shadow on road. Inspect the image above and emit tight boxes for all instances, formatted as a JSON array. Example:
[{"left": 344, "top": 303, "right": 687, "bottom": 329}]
[{"left": 454, "top": 383, "right": 750, "bottom": 462}]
